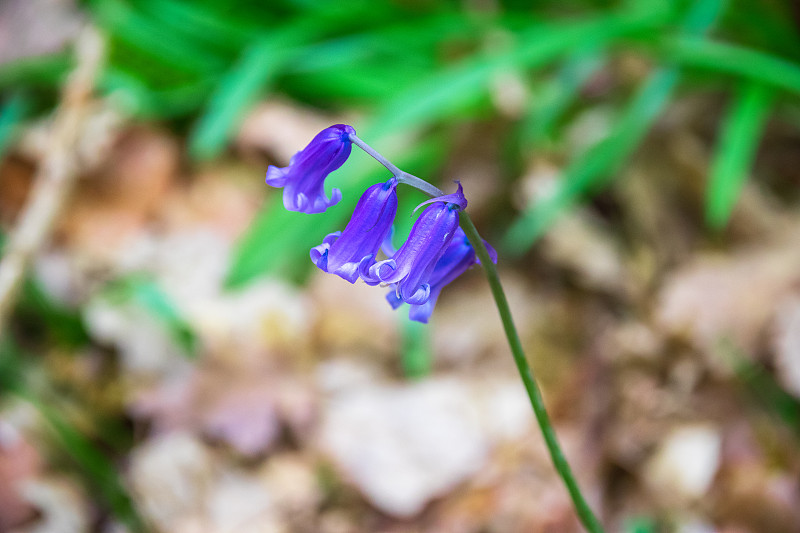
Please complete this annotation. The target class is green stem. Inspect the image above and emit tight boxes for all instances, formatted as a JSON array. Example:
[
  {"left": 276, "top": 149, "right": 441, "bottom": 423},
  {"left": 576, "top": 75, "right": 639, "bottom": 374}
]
[
  {"left": 349, "top": 133, "right": 444, "bottom": 197},
  {"left": 461, "top": 213, "right": 605, "bottom": 533}
]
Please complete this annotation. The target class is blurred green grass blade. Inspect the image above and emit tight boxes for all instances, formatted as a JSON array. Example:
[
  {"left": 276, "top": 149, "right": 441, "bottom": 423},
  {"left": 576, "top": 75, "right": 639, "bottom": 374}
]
[
  {"left": 364, "top": 57, "right": 497, "bottom": 138},
  {"left": 0, "top": 54, "right": 71, "bottom": 89},
  {"left": 623, "top": 517, "right": 657, "bottom": 533},
  {"left": 679, "top": 0, "right": 725, "bottom": 35},
  {"left": 724, "top": 344, "right": 800, "bottom": 438},
  {"left": 706, "top": 81, "right": 772, "bottom": 228},
  {"left": 105, "top": 277, "right": 198, "bottom": 356},
  {"left": 503, "top": 0, "right": 725, "bottom": 253},
  {"left": 281, "top": 66, "right": 409, "bottom": 104},
  {"left": 147, "top": 80, "right": 216, "bottom": 118},
  {"left": 188, "top": 38, "right": 286, "bottom": 159},
  {"left": 0, "top": 337, "right": 25, "bottom": 394},
  {"left": 289, "top": 12, "right": 475, "bottom": 74},
  {"left": 19, "top": 278, "right": 90, "bottom": 348},
  {"left": 225, "top": 135, "right": 446, "bottom": 289},
  {"left": 666, "top": 37, "right": 800, "bottom": 95},
  {"left": 137, "top": 0, "right": 262, "bottom": 50},
  {"left": 91, "top": 0, "right": 226, "bottom": 74},
  {"left": 0, "top": 233, "right": 88, "bottom": 348},
  {"left": 401, "top": 317, "right": 431, "bottom": 379},
  {"left": 521, "top": 43, "right": 605, "bottom": 145},
  {"left": 189, "top": 23, "right": 316, "bottom": 160},
  {"left": 365, "top": 5, "right": 671, "bottom": 138},
  {"left": 723, "top": 0, "right": 800, "bottom": 57},
  {"left": 101, "top": 68, "right": 213, "bottom": 118},
  {"left": 504, "top": 67, "right": 680, "bottom": 251},
  {"left": 0, "top": 93, "right": 30, "bottom": 158},
  {"left": 0, "top": 341, "right": 146, "bottom": 532},
  {"left": 128, "top": 280, "right": 198, "bottom": 356},
  {"left": 34, "top": 401, "right": 147, "bottom": 532}
]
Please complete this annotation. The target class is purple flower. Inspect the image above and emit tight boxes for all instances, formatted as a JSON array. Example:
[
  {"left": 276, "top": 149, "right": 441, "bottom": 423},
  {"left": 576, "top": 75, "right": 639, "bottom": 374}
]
[
  {"left": 361, "top": 183, "right": 467, "bottom": 305},
  {"left": 386, "top": 227, "right": 497, "bottom": 323},
  {"left": 265, "top": 124, "right": 355, "bottom": 214},
  {"left": 310, "top": 178, "right": 398, "bottom": 283}
]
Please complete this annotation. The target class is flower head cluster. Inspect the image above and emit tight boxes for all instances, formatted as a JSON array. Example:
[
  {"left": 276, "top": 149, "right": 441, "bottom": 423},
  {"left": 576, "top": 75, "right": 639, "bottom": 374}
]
[{"left": 265, "top": 124, "right": 496, "bottom": 323}]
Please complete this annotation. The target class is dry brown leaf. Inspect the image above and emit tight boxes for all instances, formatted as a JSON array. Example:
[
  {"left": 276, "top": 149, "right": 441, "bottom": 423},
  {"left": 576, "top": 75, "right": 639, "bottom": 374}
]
[
  {"left": 200, "top": 382, "right": 281, "bottom": 458},
  {"left": 60, "top": 126, "right": 179, "bottom": 260},
  {"left": 129, "top": 432, "right": 216, "bottom": 532},
  {"left": 318, "top": 378, "right": 489, "bottom": 518},
  {"left": 656, "top": 241, "right": 800, "bottom": 361},
  {"left": 541, "top": 211, "right": 630, "bottom": 294},
  {"left": 17, "top": 477, "right": 90, "bottom": 533}
]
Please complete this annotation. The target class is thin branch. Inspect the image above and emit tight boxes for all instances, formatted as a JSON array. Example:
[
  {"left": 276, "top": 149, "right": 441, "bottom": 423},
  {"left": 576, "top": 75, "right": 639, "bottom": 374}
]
[{"left": 0, "top": 26, "right": 105, "bottom": 336}]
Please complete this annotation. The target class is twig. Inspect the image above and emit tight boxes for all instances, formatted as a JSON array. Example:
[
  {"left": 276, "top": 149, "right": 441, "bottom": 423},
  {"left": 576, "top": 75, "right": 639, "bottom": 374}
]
[{"left": 0, "top": 26, "right": 105, "bottom": 336}]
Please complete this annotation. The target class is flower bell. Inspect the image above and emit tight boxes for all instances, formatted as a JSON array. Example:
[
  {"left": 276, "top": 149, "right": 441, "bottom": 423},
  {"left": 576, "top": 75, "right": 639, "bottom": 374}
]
[
  {"left": 310, "top": 177, "right": 398, "bottom": 283},
  {"left": 361, "top": 183, "right": 467, "bottom": 305},
  {"left": 265, "top": 124, "right": 355, "bottom": 214},
  {"left": 386, "top": 227, "right": 497, "bottom": 323}
]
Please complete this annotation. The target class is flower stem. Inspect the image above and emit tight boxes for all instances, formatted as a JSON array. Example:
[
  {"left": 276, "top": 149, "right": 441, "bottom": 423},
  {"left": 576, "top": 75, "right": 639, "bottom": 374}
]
[
  {"left": 460, "top": 213, "right": 605, "bottom": 533},
  {"left": 351, "top": 136, "right": 605, "bottom": 531},
  {"left": 349, "top": 133, "right": 403, "bottom": 176},
  {"left": 349, "top": 134, "right": 444, "bottom": 198}
]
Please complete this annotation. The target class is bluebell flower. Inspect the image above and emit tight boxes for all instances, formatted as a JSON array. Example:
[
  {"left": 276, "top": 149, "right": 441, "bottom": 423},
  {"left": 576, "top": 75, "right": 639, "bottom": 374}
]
[
  {"left": 265, "top": 124, "right": 355, "bottom": 214},
  {"left": 361, "top": 183, "right": 468, "bottom": 305},
  {"left": 385, "top": 227, "right": 497, "bottom": 323},
  {"left": 310, "top": 178, "right": 398, "bottom": 283}
]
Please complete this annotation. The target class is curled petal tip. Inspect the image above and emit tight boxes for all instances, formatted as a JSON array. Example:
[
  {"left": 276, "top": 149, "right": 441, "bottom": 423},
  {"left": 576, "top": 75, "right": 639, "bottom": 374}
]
[{"left": 413, "top": 181, "right": 467, "bottom": 214}]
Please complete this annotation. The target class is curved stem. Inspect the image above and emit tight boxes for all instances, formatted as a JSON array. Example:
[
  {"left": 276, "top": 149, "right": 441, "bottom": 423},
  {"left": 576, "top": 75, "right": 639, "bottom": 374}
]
[
  {"left": 460, "top": 213, "right": 604, "bottom": 533},
  {"left": 349, "top": 133, "right": 403, "bottom": 176},
  {"left": 349, "top": 134, "right": 445, "bottom": 197}
]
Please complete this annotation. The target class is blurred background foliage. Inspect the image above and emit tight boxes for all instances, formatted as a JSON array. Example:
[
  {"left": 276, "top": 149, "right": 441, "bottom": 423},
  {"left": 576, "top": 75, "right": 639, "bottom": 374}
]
[
  {"left": 2, "top": 0, "right": 800, "bottom": 531},
  {"left": 1, "top": 0, "right": 798, "bottom": 286}
]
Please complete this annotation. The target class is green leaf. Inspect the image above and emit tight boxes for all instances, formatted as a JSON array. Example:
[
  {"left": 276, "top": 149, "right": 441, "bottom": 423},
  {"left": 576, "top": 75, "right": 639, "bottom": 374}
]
[
  {"left": 18, "top": 278, "right": 90, "bottom": 348},
  {"left": 136, "top": 0, "right": 262, "bottom": 51},
  {"left": 365, "top": 4, "right": 672, "bottom": 139},
  {"left": 100, "top": 68, "right": 214, "bottom": 118},
  {"left": 0, "top": 93, "right": 30, "bottom": 159},
  {"left": 34, "top": 401, "right": 147, "bottom": 532},
  {"left": 104, "top": 277, "right": 198, "bottom": 356},
  {"left": 503, "top": 0, "right": 726, "bottom": 254},
  {"left": 188, "top": 23, "right": 316, "bottom": 160},
  {"left": 721, "top": 343, "right": 800, "bottom": 438},
  {"left": 665, "top": 37, "right": 800, "bottom": 95},
  {"left": 0, "top": 54, "right": 71, "bottom": 90},
  {"left": 706, "top": 81, "right": 773, "bottom": 228},
  {"left": 722, "top": 0, "right": 800, "bottom": 58},
  {"left": 400, "top": 317, "right": 431, "bottom": 379},
  {"left": 504, "top": 66, "right": 680, "bottom": 251},
  {"left": 0, "top": 337, "right": 25, "bottom": 395},
  {"left": 90, "top": 0, "right": 226, "bottom": 75},
  {"left": 623, "top": 516, "right": 657, "bottom": 533},
  {"left": 0, "top": 340, "right": 146, "bottom": 532},
  {"left": 520, "top": 42, "right": 605, "bottom": 145}
]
